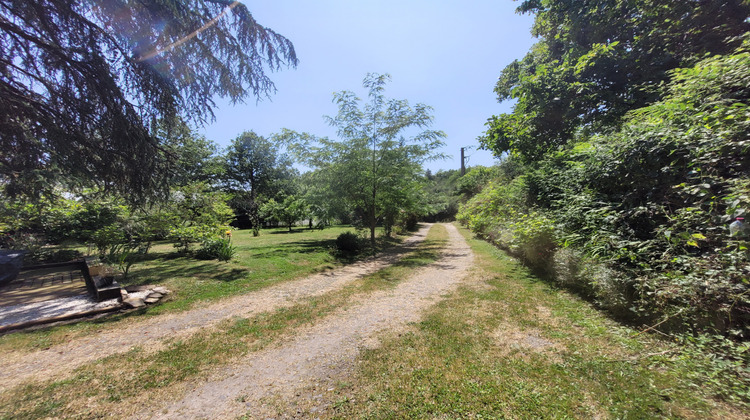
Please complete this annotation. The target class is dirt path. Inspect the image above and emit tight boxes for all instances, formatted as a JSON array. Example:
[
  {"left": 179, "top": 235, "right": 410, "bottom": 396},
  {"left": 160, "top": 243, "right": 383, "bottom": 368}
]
[
  {"left": 0, "top": 224, "right": 433, "bottom": 391},
  {"left": 149, "top": 223, "right": 474, "bottom": 419}
]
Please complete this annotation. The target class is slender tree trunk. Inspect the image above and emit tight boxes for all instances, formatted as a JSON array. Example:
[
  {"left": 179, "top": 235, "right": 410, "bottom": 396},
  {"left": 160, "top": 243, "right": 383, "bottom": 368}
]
[
  {"left": 370, "top": 185, "right": 377, "bottom": 245},
  {"left": 371, "top": 135, "right": 378, "bottom": 245},
  {"left": 250, "top": 170, "right": 260, "bottom": 236}
]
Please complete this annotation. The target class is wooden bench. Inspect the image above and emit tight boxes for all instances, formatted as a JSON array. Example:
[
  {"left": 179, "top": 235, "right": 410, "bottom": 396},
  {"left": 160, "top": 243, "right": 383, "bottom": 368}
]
[{"left": 18, "top": 259, "right": 121, "bottom": 302}]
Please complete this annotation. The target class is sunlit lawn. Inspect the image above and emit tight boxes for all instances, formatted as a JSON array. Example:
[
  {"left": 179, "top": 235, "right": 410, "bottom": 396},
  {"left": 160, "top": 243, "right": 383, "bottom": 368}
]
[
  {"left": 0, "top": 225, "right": 397, "bottom": 352},
  {"left": 0, "top": 225, "right": 446, "bottom": 420},
  {"left": 125, "top": 225, "right": 359, "bottom": 313}
]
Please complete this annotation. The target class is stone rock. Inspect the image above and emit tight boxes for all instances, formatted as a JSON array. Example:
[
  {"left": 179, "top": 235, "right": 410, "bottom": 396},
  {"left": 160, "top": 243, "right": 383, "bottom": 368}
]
[
  {"left": 123, "top": 297, "right": 146, "bottom": 308},
  {"left": 152, "top": 286, "right": 169, "bottom": 294},
  {"left": 147, "top": 292, "right": 164, "bottom": 299},
  {"left": 144, "top": 296, "right": 161, "bottom": 304}
]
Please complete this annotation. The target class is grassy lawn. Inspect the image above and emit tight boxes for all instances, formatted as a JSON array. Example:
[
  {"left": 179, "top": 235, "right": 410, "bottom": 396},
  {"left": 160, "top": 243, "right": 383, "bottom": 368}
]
[
  {"left": 327, "top": 225, "right": 747, "bottom": 419},
  {"left": 0, "top": 225, "right": 448, "bottom": 419},
  {"left": 123, "top": 225, "right": 373, "bottom": 312},
  {"left": 3, "top": 223, "right": 745, "bottom": 419},
  {"left": 0, "top": 225, "right": 397, "bottom": 353}
]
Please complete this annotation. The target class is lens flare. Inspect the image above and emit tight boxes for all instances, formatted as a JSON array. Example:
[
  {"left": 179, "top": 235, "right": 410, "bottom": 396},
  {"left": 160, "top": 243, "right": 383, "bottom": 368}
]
[{"left": 136, "top": 1, "right": 241, "bottom": 62}]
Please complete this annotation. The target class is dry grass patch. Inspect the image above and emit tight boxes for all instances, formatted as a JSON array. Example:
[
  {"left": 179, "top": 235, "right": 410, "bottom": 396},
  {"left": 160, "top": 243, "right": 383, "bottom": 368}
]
[
  {"left": 325, "top": 224, "right": 742, "bottom": 419},
  {"left": 491, "top": 324, "right": 564, "bottom": 363}
]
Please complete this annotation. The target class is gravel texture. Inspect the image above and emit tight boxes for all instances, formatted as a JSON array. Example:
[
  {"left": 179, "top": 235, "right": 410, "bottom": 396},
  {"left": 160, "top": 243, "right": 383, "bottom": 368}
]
[
  {"left": 0, "top": 225, "right": 431, "bottom": 391},
  {"left": 150, "top": 223, "right": 474, "bottom": 419}
]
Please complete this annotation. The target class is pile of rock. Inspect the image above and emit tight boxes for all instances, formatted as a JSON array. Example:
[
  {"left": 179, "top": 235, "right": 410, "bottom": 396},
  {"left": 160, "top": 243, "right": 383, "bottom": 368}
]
[{"left": 121, "top": 286, "right": 170, "bottom": 309}]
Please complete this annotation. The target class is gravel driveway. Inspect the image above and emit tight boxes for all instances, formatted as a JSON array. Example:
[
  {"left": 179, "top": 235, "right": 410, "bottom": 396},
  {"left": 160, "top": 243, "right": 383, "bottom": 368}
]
[
  {"left": 150, "top": 223, "right": 474, "bottom": 419},
  {"left": 0, "top": 224, "right": 433, "bottom": 391}
]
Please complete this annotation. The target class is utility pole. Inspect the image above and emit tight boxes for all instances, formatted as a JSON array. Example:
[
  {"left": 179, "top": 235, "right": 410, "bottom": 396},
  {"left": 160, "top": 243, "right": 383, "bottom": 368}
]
[{"left": 460, "top": 147, "right": 466, "bottom": 176}]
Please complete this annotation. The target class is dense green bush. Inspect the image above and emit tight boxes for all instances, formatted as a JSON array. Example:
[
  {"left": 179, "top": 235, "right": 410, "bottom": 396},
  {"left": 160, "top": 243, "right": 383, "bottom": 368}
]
[
  {"left": 169, "top": 225, "right": 214, "bottom": 254},
  {"left": 0, "top": 198, "right": 129, "bottom": 245},
  {"left": 0, "top": 183, "right": 233, "bottom": 277},
  {"left": 455, "top": 166, "right": 499, "bottom": 200},
  {"left": 166, "top": 183, "right": 233, "bottom": 253},
  {"left": 552, "top": 248, "right": 639, "bottom": 319},
  {"left": 673, "top": 333, "right": 750, "bottom": 404},
  {"left": 335, "top": 231, "right": 361, "bottom": 254},
  {"left": 460, "top": 38, "right": 750, "bottom": 338},
  {"left": 458, "top": 179, "right": 557, "bottom": 276},
  {"left": 195, "top": 237, "right": 236, "bottom": 262},
  {"left": 91, "top": 224, "right": 126, "bottom": 258}
]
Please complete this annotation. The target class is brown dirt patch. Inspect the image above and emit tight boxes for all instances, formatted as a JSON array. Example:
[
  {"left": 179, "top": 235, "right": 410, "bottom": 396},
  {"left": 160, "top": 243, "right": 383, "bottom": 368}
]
[{"left": 492, "top": 324, "right": 563, "bottom": 363}]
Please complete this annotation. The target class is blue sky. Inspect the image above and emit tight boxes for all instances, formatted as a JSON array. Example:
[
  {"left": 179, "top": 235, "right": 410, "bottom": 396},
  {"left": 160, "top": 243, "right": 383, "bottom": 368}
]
[{"left": 198, "top": 0, "right": 537, "bottom": 173}]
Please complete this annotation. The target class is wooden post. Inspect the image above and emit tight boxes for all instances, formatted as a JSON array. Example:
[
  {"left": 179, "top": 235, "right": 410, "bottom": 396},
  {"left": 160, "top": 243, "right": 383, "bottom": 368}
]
[{"left": 460, "top": 147, "right": 466, "bottom": 176}]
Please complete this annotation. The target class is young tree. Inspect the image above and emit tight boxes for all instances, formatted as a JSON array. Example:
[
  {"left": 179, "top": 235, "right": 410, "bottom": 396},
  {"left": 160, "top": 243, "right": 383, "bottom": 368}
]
[
  {"left": 281, "top": 73, "right": 445, "bottom": 244},
  {"left": 296, "top": 170, "right": 340, "bottom": 228},
  {"left": 260, "top": 196, "right": 307, "bottom": 232},
  {"left": 223, "top": 131, "right": 294, "bottom": 235},
  {"left": 0, "top": 0, "right": 297, "bottom": 201}
]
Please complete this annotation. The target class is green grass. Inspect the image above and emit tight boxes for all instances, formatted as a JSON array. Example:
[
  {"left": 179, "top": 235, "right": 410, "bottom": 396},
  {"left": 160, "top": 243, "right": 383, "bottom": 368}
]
[
  {"left": 0, "top": 225, "right": 397, "bottom": 353},
  {"left": 327, "top": 225, "right": 745, "bottom": 419},
  {"left": 125, "top": 225, "right": 382, "bottom": 310},
  {"left": 0, "top": 225, "right": 448, "bottom": 419},
  {"left": 6, "top": 223, "right": 743, "bottom": 419}
]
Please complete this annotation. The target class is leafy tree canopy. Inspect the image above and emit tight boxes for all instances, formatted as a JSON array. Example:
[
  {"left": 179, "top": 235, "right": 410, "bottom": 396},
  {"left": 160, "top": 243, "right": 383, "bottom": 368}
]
[
  {"left": 223, "top": 130, "right": 295, "bottom": 234},
  {"left": 481, "top": 0, "right": 750, "bottom": 162},
  {"left": 280, "top": 73, "right": 445, "bottom": 242},
  {"left": 464, "top": 34, "right": 750, "bottom": 338},
  {"left": 155, "top": 117, "right": 223, "bottom": 187},
  {"left": 260, "top": 195, "right": 307, "bottom": 232},
  {"left": 0, "top": 0, "right": 297, "bottom": 201}
]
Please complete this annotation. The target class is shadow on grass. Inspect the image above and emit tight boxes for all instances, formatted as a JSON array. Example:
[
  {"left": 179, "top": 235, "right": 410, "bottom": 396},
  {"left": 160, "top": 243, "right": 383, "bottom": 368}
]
[
  {"left": 87, "top": 305, "right": 152, "bottom": 326},
  {"left": 124, "top": 229, "right": 411, "bottom": 287},
  {"left": 247, "top": 235, "right": 403, "bottom": 263},
  {"left": 267, "top": 228, "right": 313, "bottom": 235},
  {"left": 121, "top": 260, "right": 250, "bottom": 287},
  {"left": 388, "top": 238, "right": 444, "bottom": 269},
  {"left": 247, "top": 238, "right": 337, "bottom": 258},
  {"left": 333, "top": 236, "right": 406, "bottom": 263}
]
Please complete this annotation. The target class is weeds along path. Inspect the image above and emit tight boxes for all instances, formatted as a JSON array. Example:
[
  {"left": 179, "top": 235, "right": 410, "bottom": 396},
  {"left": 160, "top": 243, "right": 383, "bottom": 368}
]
[
  {"left": 151, "top": 223, "right": 474, "bottom": 419},
  {"left": 0, "top": 224, "right": 433, "bottom": 391}
]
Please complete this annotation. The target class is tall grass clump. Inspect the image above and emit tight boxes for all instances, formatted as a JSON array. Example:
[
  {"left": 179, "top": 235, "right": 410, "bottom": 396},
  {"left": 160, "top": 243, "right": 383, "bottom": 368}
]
[{"left": 195, "top": 237, "right": 236, "bottom": 262}]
